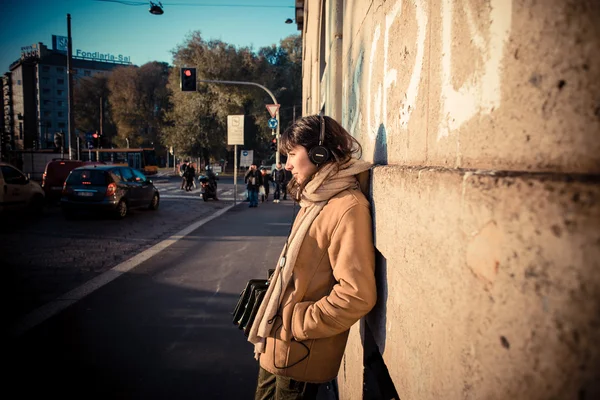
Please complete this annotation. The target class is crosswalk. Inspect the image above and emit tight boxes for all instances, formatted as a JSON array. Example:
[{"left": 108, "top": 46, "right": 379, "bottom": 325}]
[{"left": 153, "top": 180, "right": 245, "bottom": 201}]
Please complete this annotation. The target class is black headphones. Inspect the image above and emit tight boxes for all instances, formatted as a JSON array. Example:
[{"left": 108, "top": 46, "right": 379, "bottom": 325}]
[{"left": 308, "top": 112, "right": 331, "bottom": 165}]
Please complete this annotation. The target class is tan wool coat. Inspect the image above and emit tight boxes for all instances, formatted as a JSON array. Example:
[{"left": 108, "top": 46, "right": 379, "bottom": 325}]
[{"left": 259, "top": 187, "right": 377, "bottom": 383}]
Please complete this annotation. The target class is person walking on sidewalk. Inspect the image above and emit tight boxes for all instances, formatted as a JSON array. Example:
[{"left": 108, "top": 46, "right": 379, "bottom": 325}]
[
  {"left": 248, "top": 114, "right": 376, "bottom": 399},
  {"left": 245, "top": 164, "right": 262, "bottom": 207},
  {"left": 272, "top": 162, "right": 285, "bottom": 203}
]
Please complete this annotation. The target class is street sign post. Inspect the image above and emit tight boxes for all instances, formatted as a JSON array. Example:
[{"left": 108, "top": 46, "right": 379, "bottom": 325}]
[{"left": 227, "top": 115, "right": 245, "bottom": 205}]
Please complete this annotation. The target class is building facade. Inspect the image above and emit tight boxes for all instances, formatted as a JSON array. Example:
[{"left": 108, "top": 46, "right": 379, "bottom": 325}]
[
  {"left": 295, "top": 0, "right": 600, "bottom": 399},
  {"left": 1, "top": 40, "right": 130, "bottom": 157}
]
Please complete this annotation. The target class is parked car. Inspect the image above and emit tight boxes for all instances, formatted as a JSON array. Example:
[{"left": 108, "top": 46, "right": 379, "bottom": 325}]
[
  {"left": 60, "top": 165, "right": 159, "bottom": 219},
  {"left": 42, "top": 159, "right": 104, "bottom": 203},
  {"left": 0, "top": 161, "right": 45, "bottom": 216}
]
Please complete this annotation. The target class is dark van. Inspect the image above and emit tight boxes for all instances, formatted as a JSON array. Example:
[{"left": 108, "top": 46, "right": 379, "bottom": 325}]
[{"left": 42, "top": 159, "right": 103, "bottom": 203}]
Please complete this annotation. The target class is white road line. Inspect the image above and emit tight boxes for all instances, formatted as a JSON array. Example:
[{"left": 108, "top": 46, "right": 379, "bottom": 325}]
[{"left": 9, "top": 203, "right": 239, "bottom": 337}]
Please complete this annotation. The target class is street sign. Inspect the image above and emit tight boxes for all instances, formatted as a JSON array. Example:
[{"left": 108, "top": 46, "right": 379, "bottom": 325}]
[
  {"left": 268, "top": 118, "right": 278, "bottom": 129},
  {"left": 240, "top": 149, "right": 253, "bottom": 167},
  {"left": 266, "top": 104, "right": 280, "bottom": 118},
  {"left": 227, "top": 115, "right": 244, "bottom": 145}
]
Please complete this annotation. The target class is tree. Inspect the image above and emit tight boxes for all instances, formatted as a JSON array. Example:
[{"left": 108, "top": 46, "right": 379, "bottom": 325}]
[
  {"left": 107, "top": 62, "right": 171, "bottom": 149},
  {"left": 73, "top": 75, "right": 116, "bottom": 148},
  {"left": 164, "top": 31, "right": 302, "bottom": 165}
]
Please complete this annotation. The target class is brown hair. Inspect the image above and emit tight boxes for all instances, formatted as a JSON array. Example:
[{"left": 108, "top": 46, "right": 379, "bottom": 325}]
[{"left": 279, "top": 115, "right": 362, "bottom": 196}]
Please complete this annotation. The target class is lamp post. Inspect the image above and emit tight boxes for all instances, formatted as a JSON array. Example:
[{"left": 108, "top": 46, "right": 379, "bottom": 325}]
[
  {"left": 196, "top": 79, "right": 281, "bottom": 164},
  {"left": 67, "top": 14, "right": 75, "bottom": 160},
  {"left": 195, "top": 79, "right": 280, "bottom": 205}
]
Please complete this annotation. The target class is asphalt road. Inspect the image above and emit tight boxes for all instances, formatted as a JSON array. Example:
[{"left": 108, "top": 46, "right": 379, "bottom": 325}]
[
  {"left": 4, "top": 177, "right": 298, "bottom": 398},
  {"left": 1, "top": 175, "right": 243, "bottom": 329}
]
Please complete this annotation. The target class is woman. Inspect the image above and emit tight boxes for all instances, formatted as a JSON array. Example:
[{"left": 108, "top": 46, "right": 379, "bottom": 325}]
[{"left": 248, "top": 114, "right": 377, "bottom": 399}]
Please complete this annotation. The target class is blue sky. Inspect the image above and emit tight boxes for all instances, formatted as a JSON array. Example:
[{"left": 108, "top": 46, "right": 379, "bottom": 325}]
[{"left": 0, "top": 0, "right": 298, "bottom": 72}]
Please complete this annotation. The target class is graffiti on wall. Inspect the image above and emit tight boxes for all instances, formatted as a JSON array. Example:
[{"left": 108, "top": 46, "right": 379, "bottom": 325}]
[
  {"left": 345, "top": 0, "right": 512, "bottom": 149},
  {"left": 438, "top": 0, "right": 512, "bottom": 140}
]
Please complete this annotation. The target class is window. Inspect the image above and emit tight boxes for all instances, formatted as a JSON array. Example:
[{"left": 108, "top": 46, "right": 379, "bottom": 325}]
[
  {"left": 43, "top": 88, "right": 50, "bottom": 94},
  {"left": 58, "top": 122, "right": 66, "bottom": 128},
  {"left": 67, "top": 170, "right": 108, "bottom": 185},
  {"left": 119, "top": 167, "right": 135, "bottom": 182},
  {"left": 57, "top": 101, "right": 64, "bottom": 107},
  {"left": 57, "top": 79, "right": 64, "bottom": 85},
  {"left": 17, "top": 80, "right": 22, "bottom": 85},
  {"left": 57, "top": 112, "right": 64, "bottom": 117},
  {"left": 42, "top": 66, "right": 50, "bottom": 72},
  {"left": 57, "top": 90, "right": 63, "bottom": 96},
  {"left": 42, "top": 78, "right": 49, "bottom": 84},
  {"left": 132, "top": 169, "right": 147, "bottom": 182},
  {"left": 56, "top": 67, "right": 64, "bottom": 73},
  {"left": 0, "top": 166, "right": 27, "bottom": 184},
  {"left": 84, "top": 70, "right": 91, "bottom": 77},
  {"left": 46, "top": 121, "right": 52, "bottom": 128},
  {"left": 43, "top": 111, "right": 51, "bottom": 117},
  {"left": 43, "top": 100, "right": 50, "bottom": 105}
]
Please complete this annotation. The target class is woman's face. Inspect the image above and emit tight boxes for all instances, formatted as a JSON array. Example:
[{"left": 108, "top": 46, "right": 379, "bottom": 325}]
[{"left": 285, "top": 145, "right": 318, "bottom": 185}]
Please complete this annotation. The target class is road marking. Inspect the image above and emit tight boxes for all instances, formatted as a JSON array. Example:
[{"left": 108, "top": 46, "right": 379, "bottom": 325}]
[{"left": 9, "top": 203, "right": 239, "bottom": 337}]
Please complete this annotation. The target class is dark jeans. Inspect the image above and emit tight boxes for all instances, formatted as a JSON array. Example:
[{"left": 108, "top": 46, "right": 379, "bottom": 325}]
[
  {"left": 255, "top": 367, "right": 320, "bottom": 400},
  {"left": 274, "top": 183, "right": 281, "bottom": 200},
  {"left": 248, "top": 189, "right": 259, "bottom": 206}
]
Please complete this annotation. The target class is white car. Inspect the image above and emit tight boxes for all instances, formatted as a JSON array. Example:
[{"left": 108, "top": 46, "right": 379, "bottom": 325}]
[{"left": 0, "top": 161, "right": 45, "bottom": 215}]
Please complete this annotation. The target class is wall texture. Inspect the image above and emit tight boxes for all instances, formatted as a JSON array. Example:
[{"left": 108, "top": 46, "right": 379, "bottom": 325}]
[{"left": 298, "top": 0, "right": 600, "bottom": 398}]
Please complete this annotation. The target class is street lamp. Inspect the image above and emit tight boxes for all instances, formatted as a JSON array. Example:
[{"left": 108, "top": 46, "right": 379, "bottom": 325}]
[
  {"left": 149, "top": 1, "right": 164, "bottom": 15},
  {"left": 285, "top": 18, "right": 294, "bottom": 24}
]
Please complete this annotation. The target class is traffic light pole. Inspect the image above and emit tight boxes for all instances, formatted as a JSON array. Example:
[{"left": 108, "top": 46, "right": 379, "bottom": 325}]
[{"left": 196, "top": 79, "right": 281, "bottom": 165}]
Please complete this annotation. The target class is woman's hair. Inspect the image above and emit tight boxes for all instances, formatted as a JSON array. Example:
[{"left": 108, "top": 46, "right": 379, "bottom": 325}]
[
  {"left": 280, "top": 114, "right": 362, "bottom": 195},
  {"left": 280, "top": 115, "right": 362, "bottom": 166}
]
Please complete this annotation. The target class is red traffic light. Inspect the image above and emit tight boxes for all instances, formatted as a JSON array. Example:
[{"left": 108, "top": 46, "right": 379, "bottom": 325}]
[
  {"left": 92, "top": 133, "right": 98, "bottom": 138},
  {"left": 181, "top": 67, "right": 197, "bottom": 92},
  {"left": 271, "top": 139, "right": 277, "bottom": 143}
]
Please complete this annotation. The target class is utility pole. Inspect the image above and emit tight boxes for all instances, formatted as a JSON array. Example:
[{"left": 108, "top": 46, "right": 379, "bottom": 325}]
[
  {"left": 67, "top": 14, "right": 75, "bottom": 160},
  {"left": 99, "top": 96, "right": 103, "bottom": 137}
]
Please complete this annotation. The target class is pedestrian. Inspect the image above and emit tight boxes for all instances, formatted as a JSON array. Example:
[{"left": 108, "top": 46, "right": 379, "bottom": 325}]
[
  {"left": 184, "top": 162, "right": 196, "bottom": 191},
  {"left": 179, "top": 160, "right": 188, "bottom": 190},
  {"left": 248, "top": 114, "right": 376, "bottom": 399},
  {"left": 272, "top": 162, "right": 285, "bottom": 203},
  {"left": 245, "top": 164, "right": 262, "bottom": 208},
  {"left": 282, "top": 168, "right": 292, "bottom": 200},
  {"left": 260, "top": 167, "right": 271, "bottom": 203}
]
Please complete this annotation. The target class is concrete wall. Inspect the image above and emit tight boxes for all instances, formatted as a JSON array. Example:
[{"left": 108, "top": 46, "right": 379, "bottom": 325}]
[{"left": 298, "top": 0, "right": 600, "bottom": 398}]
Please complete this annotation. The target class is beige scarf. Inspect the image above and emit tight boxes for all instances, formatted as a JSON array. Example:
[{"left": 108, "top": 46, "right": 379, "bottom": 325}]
[{"left": 247, "top": 158, "right": 372, "bottom": 358}]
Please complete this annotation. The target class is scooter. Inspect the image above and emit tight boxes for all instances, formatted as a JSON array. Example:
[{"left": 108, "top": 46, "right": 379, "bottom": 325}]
[{"left": 198, "top": 175, "right": 218, "bottom": 201}]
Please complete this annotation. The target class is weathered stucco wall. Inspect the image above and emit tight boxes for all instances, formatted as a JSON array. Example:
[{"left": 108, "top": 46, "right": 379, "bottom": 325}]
[{"left": 299, "top": 0, "right": 600, "bottom": 399}]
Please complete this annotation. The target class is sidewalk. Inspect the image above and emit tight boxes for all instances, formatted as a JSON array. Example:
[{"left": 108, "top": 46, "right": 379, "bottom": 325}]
[{"left": 190, "top": 198, "right": 337, "bottom": 399}]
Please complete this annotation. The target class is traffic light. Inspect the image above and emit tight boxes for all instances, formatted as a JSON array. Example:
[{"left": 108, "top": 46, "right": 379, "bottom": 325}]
[
  {"left": 270, "top": 138, "right": 277, "bottom": 152},
  {"left": 180, "top": 67, "right": 197, "bottom": 92}
]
